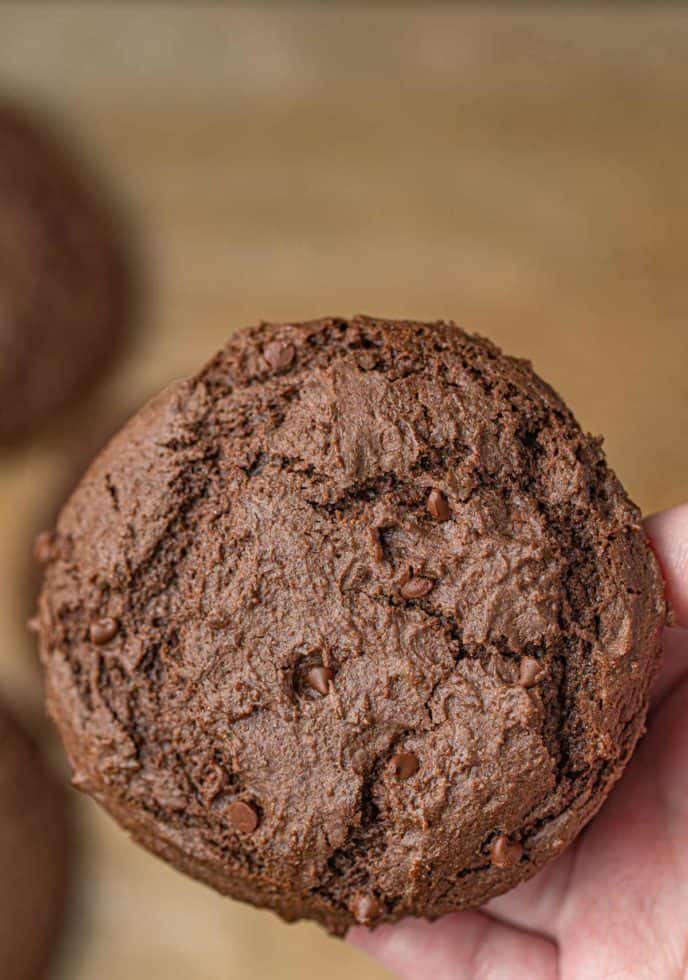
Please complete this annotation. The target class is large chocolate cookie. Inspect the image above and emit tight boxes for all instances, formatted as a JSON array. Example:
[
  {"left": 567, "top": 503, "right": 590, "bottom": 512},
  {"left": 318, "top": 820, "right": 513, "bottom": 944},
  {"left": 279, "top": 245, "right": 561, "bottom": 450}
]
[
  {"left": 0, "top": 700, "right": 69, "bottom": 979},
  {"left": 0, "top": 103, "right": 127, "bottom": 443},
  {"left": 36, "top": 316, "right": 665, "bottom": 934}
]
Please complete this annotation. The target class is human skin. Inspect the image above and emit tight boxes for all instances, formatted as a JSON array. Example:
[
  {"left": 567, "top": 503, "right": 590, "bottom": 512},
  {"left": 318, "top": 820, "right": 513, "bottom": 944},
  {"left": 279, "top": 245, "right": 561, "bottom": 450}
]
[{"left": 350, "top": 503, "right": 688, "bottom": 980}]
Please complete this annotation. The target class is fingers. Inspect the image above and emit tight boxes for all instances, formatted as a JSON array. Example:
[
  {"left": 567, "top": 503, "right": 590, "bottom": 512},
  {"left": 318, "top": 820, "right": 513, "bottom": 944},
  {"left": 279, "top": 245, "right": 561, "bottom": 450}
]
[
  {"left": 349, "top": 911, "right": 558, "bottom": 980},
  {"left": 650, "top": 627, "right": 688, "bottom": 713},
  {"left": 644, "top": 506, "right": 688, "bottom": 711},
  {"left": 485, "top": 848, "right": 575, "bottom": 940},
  {"left": 645, "top": 503, "right": 688, "bottom": 628}
]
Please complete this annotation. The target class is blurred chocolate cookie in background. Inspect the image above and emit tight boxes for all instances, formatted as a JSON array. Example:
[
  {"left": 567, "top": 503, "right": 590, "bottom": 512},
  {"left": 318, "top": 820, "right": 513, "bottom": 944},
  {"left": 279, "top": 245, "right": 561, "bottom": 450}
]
[
  {"left": 0, "top": 696, "right": 70, "bottom": 980},
  {"left": 0, "top": 101, "right": 134, "bottom": 445}
]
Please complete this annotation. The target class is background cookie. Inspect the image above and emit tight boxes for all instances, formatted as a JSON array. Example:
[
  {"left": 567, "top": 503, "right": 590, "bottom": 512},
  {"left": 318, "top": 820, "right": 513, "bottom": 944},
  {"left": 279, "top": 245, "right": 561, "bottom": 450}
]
[
  {"left": 36, "top": 316, "right": 665, "bottom": 935},
  {"left": 0, "top": 698, "right": 70, "bottom": 980},
  {"left": 0, "top": 102, "right": 129, "bottom": 444}
]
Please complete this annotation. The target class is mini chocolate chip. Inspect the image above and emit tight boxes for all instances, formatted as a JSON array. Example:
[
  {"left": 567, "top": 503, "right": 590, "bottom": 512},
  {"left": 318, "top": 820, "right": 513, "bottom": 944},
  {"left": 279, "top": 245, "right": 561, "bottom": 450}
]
[
  {"left": 427, "top": 488, "right": 451, "bottom": 521},
  {"left": 400, "top": 576, "right": 434, "bottom": 600},
  {"left": 391, "top": 751, "right": 419, "bottom": 780},
  {"left": 33, "top": 531, "right": 56, "bottom": 565},
  {"left": 263, "top": 341, "right": 295, "bottom": 373},
  {"left": 89, "top": 617, "right": 119, "bottom": 645},
  {"left": 519, "top": 656, "right": 545, "bottom": 689},
  {"left": 305, "top": 666, "right": 334, "bottom": 696},
  {"left": 350, "top": 893, "right": 381, "bottom": 925},
  {"left": 228, "top": 800, "right": 259, "bottom": 833},
  {"left": 491, "top": 834, "right": 523, "bottom": 869}
]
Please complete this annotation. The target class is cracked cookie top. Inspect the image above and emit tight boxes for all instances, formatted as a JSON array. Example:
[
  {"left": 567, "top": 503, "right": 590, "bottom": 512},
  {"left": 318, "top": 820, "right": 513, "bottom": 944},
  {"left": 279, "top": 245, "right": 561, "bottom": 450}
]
[{"left": 36, "top": 316, "right": 666, "bottom": 933}]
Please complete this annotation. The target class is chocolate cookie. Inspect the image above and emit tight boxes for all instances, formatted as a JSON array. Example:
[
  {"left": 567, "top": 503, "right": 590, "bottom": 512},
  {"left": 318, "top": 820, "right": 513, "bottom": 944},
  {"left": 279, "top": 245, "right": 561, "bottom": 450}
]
[
  {"left": 26, "top": 400, "right": 141, "bottom": 619},
  {"left": 0, "top": 699, "right": 69, "bottom": 979},
  {"left": 36, "top": 316, "right": 665, "bottom": 934},
  {"left": 0, "top": 103, "right": 127, "bottom": 443}
]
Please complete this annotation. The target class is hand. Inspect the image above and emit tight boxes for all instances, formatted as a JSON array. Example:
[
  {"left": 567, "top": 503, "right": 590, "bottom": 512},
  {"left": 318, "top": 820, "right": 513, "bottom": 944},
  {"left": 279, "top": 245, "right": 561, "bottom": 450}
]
[{"left": 350, "top": 504, "right": 688, "bottom": 980}]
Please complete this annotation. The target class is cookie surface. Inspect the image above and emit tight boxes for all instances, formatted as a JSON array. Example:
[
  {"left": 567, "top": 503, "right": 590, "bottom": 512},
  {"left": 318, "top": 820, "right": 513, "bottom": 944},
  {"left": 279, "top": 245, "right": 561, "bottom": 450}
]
[
  {"left": 0, "top": 103, "right": 126, "bottom": 443},
  {"left": 0, "top": 700, "right": 69, "bottom": 979},
  {"left": 37, "top": 316, "right": 665, "bottom": 934}
]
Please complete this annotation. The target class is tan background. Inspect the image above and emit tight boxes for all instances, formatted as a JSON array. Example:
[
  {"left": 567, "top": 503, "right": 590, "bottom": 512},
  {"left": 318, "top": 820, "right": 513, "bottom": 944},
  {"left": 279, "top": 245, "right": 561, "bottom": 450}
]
[{"left": 0, "top": 4, "right": 687, "bottom": 979}]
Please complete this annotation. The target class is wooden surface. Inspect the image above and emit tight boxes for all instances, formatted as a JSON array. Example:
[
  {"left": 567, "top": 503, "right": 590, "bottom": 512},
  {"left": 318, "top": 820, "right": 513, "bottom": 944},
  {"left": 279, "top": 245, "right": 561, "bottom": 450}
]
[{"left": 0, "top": 4, "right": 687, "bottom": 979}]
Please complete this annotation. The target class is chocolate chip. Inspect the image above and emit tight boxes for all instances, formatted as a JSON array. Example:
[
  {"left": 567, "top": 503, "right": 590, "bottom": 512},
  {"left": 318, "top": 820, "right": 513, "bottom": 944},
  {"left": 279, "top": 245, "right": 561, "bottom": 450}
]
[
  {"left": 490, "top": 834, "right": 523, "bottom": 868},
  {"left": 263, "top": 341, "right": 295, "bottom": 373},
  {"left": 89, "top": 617, "right": 119, "bottom": 645},
  {"left": 305, "top": 666, "right": 334, "bottom": 696},
  {"left": 33, "top": 530, "right": 56, "bottom": 565},
  {"left": 519, "top": 656, "right": 545, "bottom": 689},
  {"left": 350, "top": 893, "right": 381, "bottom": 925},
  {"left": 391, "top": 751, "right": 419, "bottom": 779},
  {"left": 427, "top": 489, "right": 450, "bottom": 521},
  {"left": 400, "top": 576, "right": 434, "bottom": 600},
  {"left": 228, "top": 800, "right": 259, "bottom": 833}
]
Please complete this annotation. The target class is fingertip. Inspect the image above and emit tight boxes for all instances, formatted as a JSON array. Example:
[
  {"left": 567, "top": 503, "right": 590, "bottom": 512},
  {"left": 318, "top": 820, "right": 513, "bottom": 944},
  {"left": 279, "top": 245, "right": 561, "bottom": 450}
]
[
  {"left": 644, "top": 503, "right": 688, "bottom": 629},
  {"left": 347, "top": 916, "right": 439, "bottom": 975},
  {"left": 348, "top": 911, "right": 558, "bottom": 980},
  {"left": 650, "top": 626, "right": 688, "bottom": 711},
  {"left": 347, "top": 924, "right": 375, "bottom": 950},
  {"left": 347, "top": 919, "right": 417, "bottom": 956}
]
